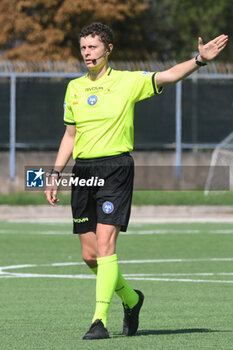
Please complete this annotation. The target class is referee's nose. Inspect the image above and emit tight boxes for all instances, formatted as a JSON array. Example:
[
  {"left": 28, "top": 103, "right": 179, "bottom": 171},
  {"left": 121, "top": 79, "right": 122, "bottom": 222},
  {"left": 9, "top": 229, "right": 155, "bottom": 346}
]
[{"left": 83, "top": 48, "right": 91, "bottom": 57}]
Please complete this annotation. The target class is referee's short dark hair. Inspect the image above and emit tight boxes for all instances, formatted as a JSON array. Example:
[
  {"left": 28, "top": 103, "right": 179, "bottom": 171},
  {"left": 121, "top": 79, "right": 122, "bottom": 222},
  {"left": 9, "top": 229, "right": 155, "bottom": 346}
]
[{"left": 80, "top": 22, "right": 114, "bottom": 47}]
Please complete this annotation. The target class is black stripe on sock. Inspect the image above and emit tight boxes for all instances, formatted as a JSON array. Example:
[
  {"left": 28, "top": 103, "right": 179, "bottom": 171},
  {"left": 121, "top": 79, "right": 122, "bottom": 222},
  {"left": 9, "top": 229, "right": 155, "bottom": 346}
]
[{"left": 96, "top": 300, "right": 110, "bottom": 305}]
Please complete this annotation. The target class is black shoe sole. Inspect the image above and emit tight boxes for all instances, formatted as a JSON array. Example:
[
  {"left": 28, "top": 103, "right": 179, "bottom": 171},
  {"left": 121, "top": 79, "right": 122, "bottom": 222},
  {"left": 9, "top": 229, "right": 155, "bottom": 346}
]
[
  {"left": 83, "top": 319, "right": 110, "bottom": 340},
  {"left": 123, "top": 289, "right": 144, "bottom": 336}
]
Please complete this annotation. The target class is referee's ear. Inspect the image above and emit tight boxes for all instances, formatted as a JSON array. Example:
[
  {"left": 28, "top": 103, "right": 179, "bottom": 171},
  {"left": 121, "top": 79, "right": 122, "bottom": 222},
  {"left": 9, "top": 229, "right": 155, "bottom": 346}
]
[{"left": 107, "top": 44, "right": 113, "bottom": 55}]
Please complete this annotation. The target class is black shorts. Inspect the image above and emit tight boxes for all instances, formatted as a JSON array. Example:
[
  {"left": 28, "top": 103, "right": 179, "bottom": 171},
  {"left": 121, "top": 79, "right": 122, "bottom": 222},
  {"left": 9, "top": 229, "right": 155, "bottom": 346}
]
[{"left": 71, "top": 152, "right": 134, "bottom": 234}]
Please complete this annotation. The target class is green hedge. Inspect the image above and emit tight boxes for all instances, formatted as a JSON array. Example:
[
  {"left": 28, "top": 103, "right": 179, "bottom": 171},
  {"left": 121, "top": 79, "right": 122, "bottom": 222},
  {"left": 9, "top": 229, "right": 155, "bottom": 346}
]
[{"left": 0, "top": 191, "right": 233, "bottom": 206}]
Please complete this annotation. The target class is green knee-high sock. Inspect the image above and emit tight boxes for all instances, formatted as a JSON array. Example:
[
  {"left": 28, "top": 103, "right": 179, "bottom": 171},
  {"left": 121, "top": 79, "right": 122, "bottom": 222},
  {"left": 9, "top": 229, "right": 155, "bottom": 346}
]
[
  {"left": 90, "top": 266, "right": 97, "bottom": 275},
  {"left": 115, "top": 270, "right": 139, "bottom": 309},
  {"left": 92, "top": 254, "right": 118, "bottom": 328},
  {"left": 90, "top": 265, "right": 139, "bottom": 309}
]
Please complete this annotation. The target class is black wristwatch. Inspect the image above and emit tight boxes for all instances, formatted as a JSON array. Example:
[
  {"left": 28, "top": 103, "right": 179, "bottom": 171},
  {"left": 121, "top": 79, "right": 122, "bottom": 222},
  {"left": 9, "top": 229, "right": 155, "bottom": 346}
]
[
  {"left": 49, "top": 169, "right": 60, "bottom": 177},
  {"left": 195, "top": 54, "right": 207, "bottom": 67}
]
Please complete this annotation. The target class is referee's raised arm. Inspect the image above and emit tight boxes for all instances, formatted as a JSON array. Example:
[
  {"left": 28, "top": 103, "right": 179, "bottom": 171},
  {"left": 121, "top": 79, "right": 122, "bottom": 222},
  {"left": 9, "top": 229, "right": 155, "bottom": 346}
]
[
  {"left": 156, "top": 34, "right": 228, "bottom": 88},
  {"left": 44, "top": 125, "right": 76, "bottom": 206}
]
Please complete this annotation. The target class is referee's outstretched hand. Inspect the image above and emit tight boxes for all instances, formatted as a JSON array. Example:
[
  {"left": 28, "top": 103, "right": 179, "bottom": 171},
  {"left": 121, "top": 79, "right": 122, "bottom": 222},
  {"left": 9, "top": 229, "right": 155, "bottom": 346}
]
[
  {"left": 198, "top": 34, "right": 228, "bottom": 63},
  {"left": 44, "top": 175, "right": 60, "bottom": 206}
]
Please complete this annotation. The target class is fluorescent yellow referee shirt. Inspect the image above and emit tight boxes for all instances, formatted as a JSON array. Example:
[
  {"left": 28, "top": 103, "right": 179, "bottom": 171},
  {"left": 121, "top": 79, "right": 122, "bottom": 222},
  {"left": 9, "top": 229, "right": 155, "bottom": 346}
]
[{"left": 63, "top": 67, "right": 163, "bottom": 159}]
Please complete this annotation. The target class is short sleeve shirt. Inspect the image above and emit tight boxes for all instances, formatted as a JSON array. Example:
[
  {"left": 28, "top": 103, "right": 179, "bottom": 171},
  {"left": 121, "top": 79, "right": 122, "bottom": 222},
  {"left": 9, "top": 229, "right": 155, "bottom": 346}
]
[{"left": 63, "top": 67, "right": 163, "bottom": 159}]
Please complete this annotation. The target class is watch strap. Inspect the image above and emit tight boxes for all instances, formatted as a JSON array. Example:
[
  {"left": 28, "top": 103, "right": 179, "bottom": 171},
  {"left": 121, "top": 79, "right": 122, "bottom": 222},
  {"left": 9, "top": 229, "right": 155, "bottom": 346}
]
[
  {"left": 195, "top": 54, "right": 207, "bottom": 67},
  {"left": 50, "top": 169, "right": 60, "bottom": 177}
]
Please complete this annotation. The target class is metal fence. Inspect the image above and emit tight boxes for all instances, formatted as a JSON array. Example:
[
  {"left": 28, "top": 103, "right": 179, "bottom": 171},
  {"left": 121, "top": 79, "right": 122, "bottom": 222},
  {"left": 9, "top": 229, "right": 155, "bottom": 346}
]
[{"left": 0, "top": 69, "right": 233, "bottom": 183}]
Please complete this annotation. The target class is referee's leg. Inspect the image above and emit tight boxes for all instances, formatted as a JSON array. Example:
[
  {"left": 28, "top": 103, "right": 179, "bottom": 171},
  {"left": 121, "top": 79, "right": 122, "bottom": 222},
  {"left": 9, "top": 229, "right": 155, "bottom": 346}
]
[
  {"left": 90, "top": 223, "right": 120, "bottom": 327},
  {"left": 79, "top": 231, "right": 97, "bottom": 269},
  {"left": 81, "top": 224, "right": 119, "bottom": 339},
  {"left": 82, "top": 223, "right": 143, "bottom": 340}
]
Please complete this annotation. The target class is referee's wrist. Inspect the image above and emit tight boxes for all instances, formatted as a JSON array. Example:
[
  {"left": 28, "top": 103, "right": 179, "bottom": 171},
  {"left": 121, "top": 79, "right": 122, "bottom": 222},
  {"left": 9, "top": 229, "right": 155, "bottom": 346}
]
[
  {"left": 195, "top": 54, "right": 207, "bottom": 66},
  {"left": 49, "top": 169, "right": 60, "bottom": 177}
]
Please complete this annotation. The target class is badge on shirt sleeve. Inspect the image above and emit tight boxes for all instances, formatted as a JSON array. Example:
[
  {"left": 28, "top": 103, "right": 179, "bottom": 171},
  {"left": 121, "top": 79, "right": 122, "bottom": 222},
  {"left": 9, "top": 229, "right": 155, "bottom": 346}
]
[
  {"left": 142, "top": 71, "right": 153, "bottom": 75},
  {"left": 63, "top": 102, "right": 66, "bottom": 120}
]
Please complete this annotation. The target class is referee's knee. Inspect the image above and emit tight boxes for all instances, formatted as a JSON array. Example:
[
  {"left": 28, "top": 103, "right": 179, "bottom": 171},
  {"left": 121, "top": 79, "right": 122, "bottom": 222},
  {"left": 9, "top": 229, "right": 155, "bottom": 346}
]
[{"left": 82, "top": 254, "right": 97, "bottom": 268}]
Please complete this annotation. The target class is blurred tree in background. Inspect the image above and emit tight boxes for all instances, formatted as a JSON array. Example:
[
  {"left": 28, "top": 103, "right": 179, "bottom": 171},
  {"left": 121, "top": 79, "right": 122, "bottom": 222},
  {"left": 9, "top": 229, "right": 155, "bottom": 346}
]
[
  {"left": 0, "top": 0, "right": 148, "bottom": 60},
  {"left": 0, "top": 0, "right": 231, "bottom": 61},
  {"left": 144, "top": 0, "right": 232, "bottom": 61}
]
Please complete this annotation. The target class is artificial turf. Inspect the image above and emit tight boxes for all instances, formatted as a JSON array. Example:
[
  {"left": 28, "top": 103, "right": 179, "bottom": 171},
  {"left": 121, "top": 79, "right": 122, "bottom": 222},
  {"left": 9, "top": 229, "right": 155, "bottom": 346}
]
[{"left": 1, "top": 221, "right": 233, "bottom": 349}]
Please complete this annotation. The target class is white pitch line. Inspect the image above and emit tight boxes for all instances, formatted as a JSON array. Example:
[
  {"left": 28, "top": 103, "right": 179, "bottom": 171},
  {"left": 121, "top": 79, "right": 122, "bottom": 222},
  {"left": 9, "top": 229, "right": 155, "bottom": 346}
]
[
  {"left": 0, "top": 230, "right": 71, "bottom": 235},
  {"left": 124, "top": 230, "right": 201, "bottom": 235},
  {"left": 124, "top": 273, "right": 233, "bottom": 276},
  {"left": 126, "top": 277, "right": 233, "bottom": 284},
  {"left": 2, "top": 273, "right": 96, "bottom": 279},
  {"left": 1, "top": 258, "right": 233, "bottom": 275},
  {"left": 1, "top": 260, "right": 233, "bottom": 284},
  {"left": 0, "top": 264, "right": 36, "bottom": 270},
  {"left": 49, "top": 262, "right": 85, "bottom": 267},
  {"left": 118, "top": 258, "right": 233, "bottom": 264},
  {"left": 0, "top": 273, "right": 232, "bottom": 284},
  {"left": 2, "top": 228, "right": 233, "bottom": 235},
  {"left": 126, "top": 229, "right": 233, "bottom": 235},
  {"left": 131, "top": 218, "right": 233, "bottom": 224},
  {"left": 4, "top": 217, "right": 233, "bottom": 223},
  {"left": 2, "top": 271, "right": 233, "bottom": 277}
]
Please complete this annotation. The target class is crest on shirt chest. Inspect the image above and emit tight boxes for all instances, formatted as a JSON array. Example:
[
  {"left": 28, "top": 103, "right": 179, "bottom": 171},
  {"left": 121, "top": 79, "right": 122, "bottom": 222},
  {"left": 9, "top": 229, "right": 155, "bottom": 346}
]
[
  {"left": 87, "top": 95, "right": 98, "bottom": 106},
  {"left": 85, "top": 86, "right": 104, "bottom": 106}
]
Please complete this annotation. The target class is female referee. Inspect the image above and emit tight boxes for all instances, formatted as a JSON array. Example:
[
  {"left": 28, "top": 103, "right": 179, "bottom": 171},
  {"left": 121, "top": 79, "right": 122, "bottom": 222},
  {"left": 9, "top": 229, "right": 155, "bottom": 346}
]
[{"left": 45, "top": 22, "right": 228, "bottom": 340}]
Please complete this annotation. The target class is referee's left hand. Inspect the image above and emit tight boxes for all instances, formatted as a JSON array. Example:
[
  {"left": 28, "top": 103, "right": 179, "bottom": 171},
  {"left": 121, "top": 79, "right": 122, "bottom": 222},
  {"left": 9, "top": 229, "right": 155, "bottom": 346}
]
[{"left": 198, "top": 34, "right": 228, "bottom": 63}]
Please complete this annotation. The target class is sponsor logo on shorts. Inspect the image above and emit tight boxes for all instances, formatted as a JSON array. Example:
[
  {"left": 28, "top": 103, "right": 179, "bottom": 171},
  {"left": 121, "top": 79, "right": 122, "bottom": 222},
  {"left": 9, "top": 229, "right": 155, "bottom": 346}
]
[
  {"left": 87, "top": 95, "right": 98, "bottom": 106},
  {"left": 102, "top": 201, "right": 114, "bottom": 214},
  {"left": 73, "top": 217, "right": 89, "bottom": 223}
]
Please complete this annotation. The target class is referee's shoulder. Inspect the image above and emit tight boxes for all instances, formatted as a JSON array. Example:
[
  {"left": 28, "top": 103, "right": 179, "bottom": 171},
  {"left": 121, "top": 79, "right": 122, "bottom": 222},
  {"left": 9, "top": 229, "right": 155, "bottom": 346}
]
[
  {"left": 64, "top": 75, "right": 85, "bottom": 95},
  {"left": 68, "top": 74, "right": 86, "bottom": 85},
  {"left": 113, "top": 69, "right": 139, "bottom": 79}
]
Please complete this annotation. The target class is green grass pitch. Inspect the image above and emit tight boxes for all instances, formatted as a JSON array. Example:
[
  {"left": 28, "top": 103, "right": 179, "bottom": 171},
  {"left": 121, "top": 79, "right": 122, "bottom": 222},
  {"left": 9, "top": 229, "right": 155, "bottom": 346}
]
[{"left": 1, "top": 221, "right": 233, "bottom": 349}]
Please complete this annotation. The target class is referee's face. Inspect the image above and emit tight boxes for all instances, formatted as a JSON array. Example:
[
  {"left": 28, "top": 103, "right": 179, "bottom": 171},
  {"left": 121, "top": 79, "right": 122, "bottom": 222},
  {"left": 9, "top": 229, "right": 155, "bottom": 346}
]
[{"left": 80, "top": 35, "right": 108, "bottom": 68}]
